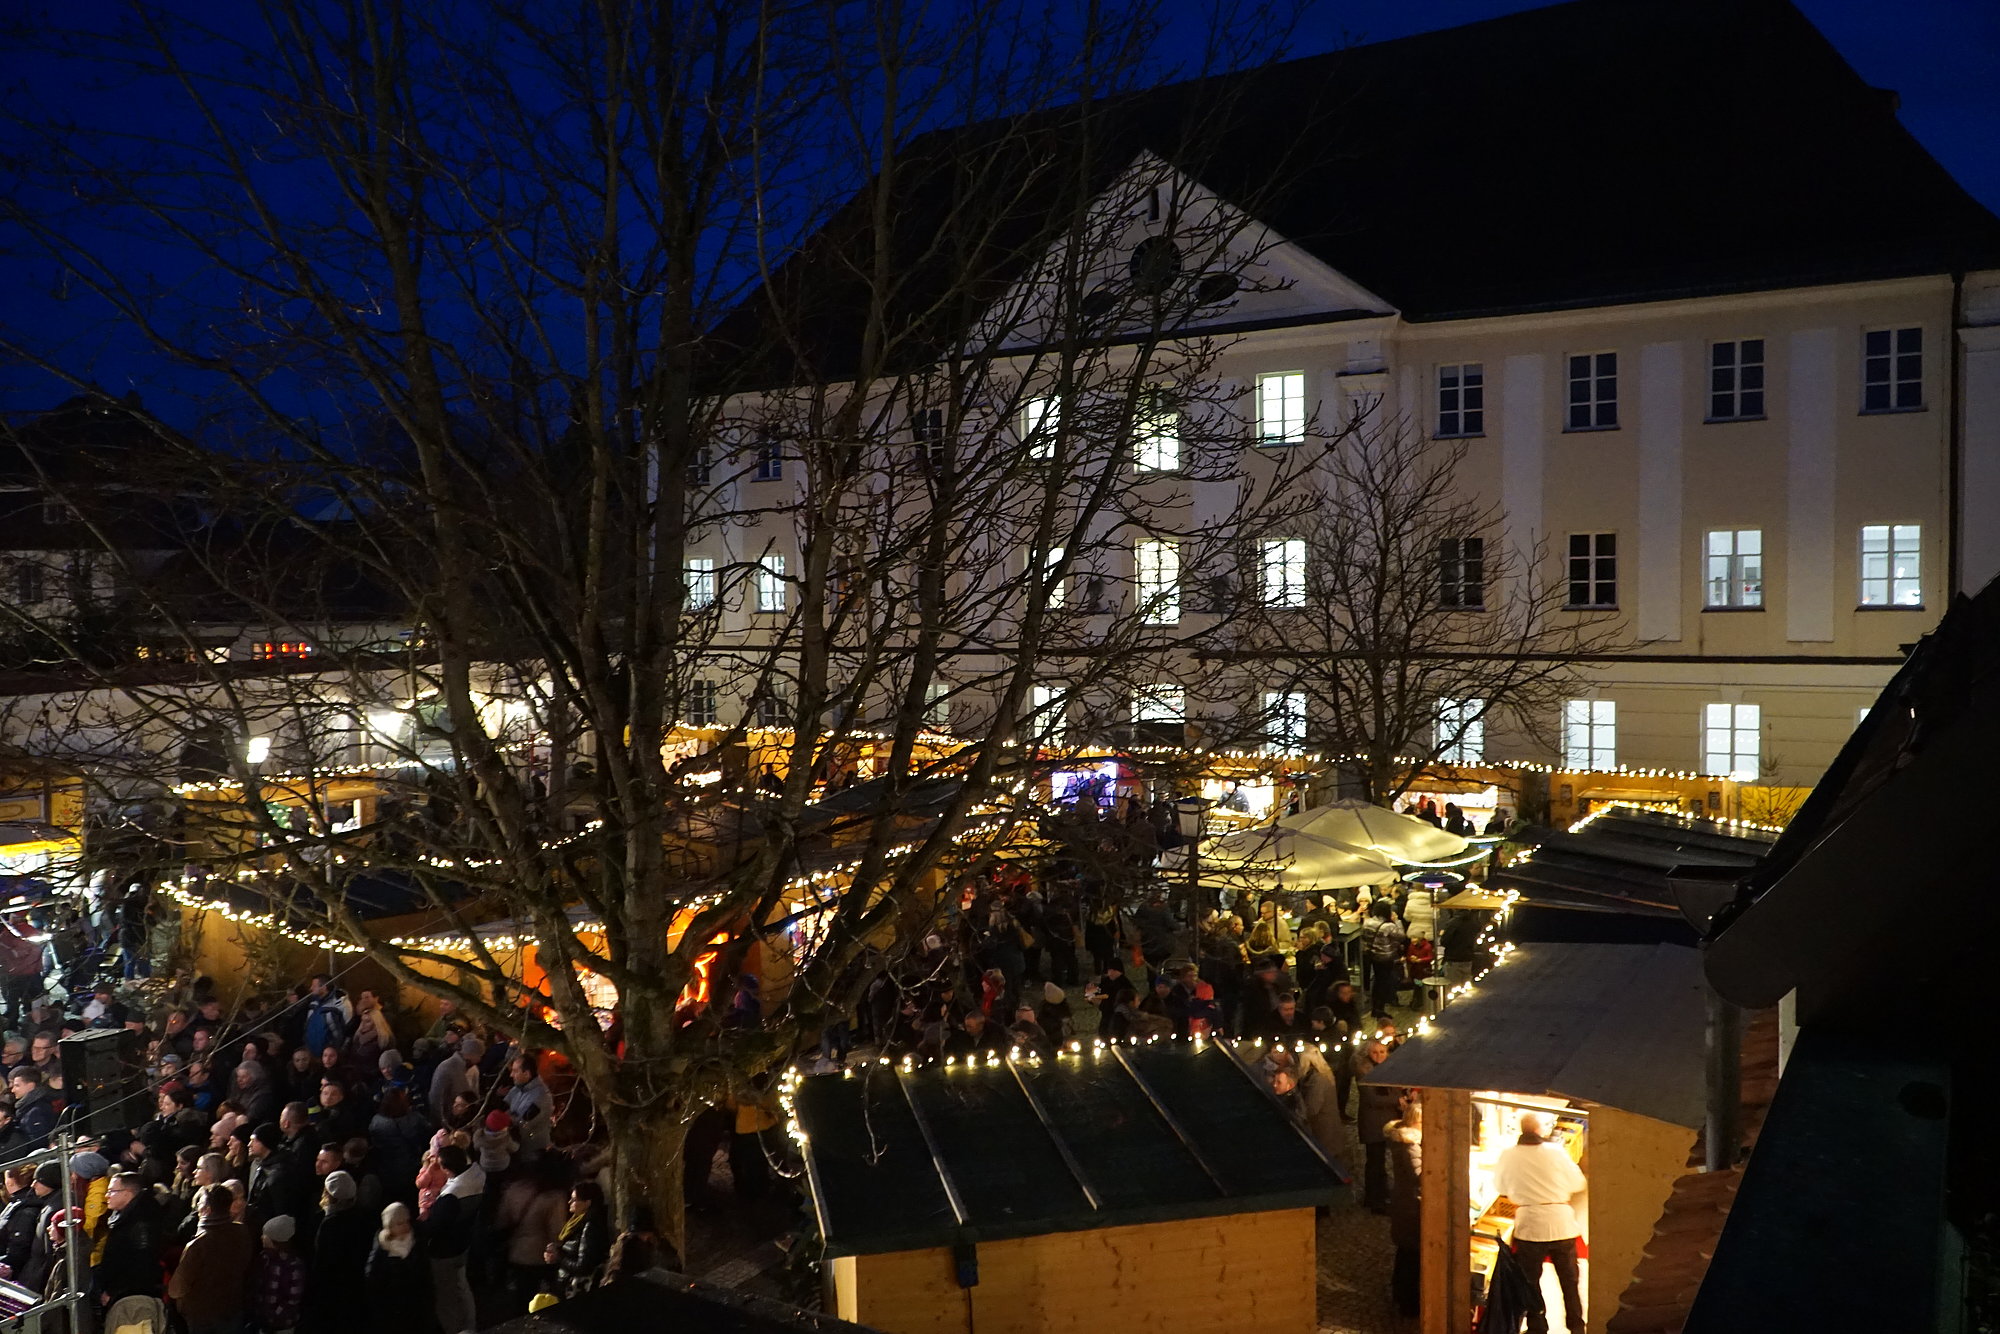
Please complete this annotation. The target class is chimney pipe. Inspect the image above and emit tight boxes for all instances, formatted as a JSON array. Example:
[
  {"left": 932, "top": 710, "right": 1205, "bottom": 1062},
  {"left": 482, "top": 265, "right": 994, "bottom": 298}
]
[{"left": 1705, "top": 984, "right": 1742, "bottom": 1173}]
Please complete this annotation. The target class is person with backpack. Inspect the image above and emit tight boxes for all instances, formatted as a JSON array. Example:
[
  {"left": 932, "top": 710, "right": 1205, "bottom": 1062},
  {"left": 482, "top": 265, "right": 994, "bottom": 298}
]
[{"left": 1361, "top": 901, "right": 1408, "bottom": 1018}]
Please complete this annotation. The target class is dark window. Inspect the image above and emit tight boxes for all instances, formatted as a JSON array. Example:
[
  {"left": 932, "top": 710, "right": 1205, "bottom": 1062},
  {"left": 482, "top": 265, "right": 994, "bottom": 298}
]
[
  {"left": 1709, "top": 340, "right": 1766, "bottom": 420},
  {"left": 1129, "top": 237, "right": 1182, "bottom": 296},
  {"left": 14, "top": 564, "right": 44, "bottom": 604},
  {"left": 687, "top": 680, "right": 718, "bottom": 727},
  {"left": 685, "top": 444, "right": 713, "bottom": 487},
  {"left": 1438, "top": 363, "right": 1484, "bottom": 436},
  {"left": 757, "top": 691, "right": 790, "bottom": 729},
  {"left": 911, "top": 408, "right": 948, "bottom": 473},
  {"left": 1567, "top": 352, "right": 1619, "bottom": 430},
  {"left": 1863, "top": 328, "right": 1922, "bottom": 412},
  {"left": 1439, "top": 536, "right": 1485, "bottom": 609},
  {"left": 1567, "top": 532, "right": 1616, "bottom": 607},
  {"left": 753, "top": 439, "right": 783, "bottom": 481}
]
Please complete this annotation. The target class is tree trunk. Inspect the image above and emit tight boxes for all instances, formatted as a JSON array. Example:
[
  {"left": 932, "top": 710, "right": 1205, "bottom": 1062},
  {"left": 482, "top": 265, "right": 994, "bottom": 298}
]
[{"left": 605, "top": 1103, "right": 690, "bottom": 1267}]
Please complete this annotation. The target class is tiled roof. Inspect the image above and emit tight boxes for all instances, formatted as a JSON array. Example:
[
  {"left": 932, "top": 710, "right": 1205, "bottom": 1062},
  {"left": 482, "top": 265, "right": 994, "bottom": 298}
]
[{"left": 1604, "top": 1007, "right": 1782, "bottom": 1334}]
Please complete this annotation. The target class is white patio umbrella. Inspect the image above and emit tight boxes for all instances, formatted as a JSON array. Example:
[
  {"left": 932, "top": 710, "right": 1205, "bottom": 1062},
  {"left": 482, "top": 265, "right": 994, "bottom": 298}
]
[
  {"left": 1276, "top": 798, "right": 1472, "bottom": 865},
  {"left": 1162, "top": 821, "right": 1397, "bottom": 891}
]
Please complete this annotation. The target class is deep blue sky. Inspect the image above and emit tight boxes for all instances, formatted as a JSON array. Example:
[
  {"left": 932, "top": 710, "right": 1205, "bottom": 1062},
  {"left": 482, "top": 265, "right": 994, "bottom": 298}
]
[{"left": 4, "top": 0, "right": 1995, "bottom": 420}]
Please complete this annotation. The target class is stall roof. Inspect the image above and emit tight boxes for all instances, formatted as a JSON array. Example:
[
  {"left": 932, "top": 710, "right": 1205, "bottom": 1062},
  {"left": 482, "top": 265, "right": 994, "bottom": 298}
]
[
  {"left": 1492, "top": 807, "right": 1776, "bottom": 920},
  {"left": 484, "top": 1267, "right": 883, "bottom": 1333},
  {"left": 1365, "top": 942, "right": 1708, "bottom": 1129},
  {"left": 794, "top": 1042, "right": 1343, "bottom": 1256}
]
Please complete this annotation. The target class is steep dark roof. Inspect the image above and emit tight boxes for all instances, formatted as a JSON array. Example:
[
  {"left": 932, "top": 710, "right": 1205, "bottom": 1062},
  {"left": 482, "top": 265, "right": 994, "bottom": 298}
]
[
  {"left": 731, "top": 0, "right": 2000, "bottom": 379},
  {"left": 794, "top": 1042, "right": 1343, "bottom": 1255}
]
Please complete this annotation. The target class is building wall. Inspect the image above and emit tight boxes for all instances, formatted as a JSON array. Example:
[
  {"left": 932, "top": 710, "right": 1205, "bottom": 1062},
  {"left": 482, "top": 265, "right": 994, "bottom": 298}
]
[{"left": 833, "top": 1208, "right": 1318, "bottom": 1334}]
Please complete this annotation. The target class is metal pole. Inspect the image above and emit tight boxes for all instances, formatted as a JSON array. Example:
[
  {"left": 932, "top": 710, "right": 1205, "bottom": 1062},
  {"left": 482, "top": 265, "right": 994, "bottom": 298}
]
[{"left": 1704, "top": 985, "right": 1743, "bottom": 1173}]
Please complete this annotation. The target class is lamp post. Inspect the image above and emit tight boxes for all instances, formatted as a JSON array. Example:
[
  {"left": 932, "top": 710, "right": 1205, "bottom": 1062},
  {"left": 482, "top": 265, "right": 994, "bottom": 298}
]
[{"left": 1173, "top": 795, "right": 1214, "bottom": 934}]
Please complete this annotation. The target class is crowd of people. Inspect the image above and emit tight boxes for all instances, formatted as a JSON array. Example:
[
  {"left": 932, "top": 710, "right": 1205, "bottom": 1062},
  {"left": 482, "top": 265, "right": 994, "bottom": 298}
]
[{"left": 0, "top": 958, "right": 650, "bottom": 1334}]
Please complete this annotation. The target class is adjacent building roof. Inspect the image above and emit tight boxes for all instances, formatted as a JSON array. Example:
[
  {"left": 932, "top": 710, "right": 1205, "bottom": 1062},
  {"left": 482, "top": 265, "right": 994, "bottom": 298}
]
[
  {"left": 793, "top": 1041, "right": 1343, "bottom": 1255},
  {"left": 1493, "top": 806, "right": 1777, "bottom": 920},
  {"left": 1365, "top": 942, "right": 1708, "bottom": 1128},
  {"left": 727, "top": 0, "right": 2000, "bottom": 380}
]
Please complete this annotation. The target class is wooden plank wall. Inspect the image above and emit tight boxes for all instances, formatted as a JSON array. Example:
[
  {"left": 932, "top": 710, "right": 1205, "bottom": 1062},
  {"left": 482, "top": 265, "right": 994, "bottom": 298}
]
[
  {"left": 841, "top": 1208, "right": 1317, "bottom": 1334},
  {"left": 1585, "top": 1106, "right": 1697, "bottom": 1329},
  {"left": 1418, "top": 1089, "right": 1472, "bottom": 1334}
]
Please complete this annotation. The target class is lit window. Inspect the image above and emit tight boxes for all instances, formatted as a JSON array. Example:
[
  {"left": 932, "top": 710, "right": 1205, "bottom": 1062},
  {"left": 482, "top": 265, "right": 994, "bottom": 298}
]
[
  {"left": 1436, "top": 698, "right": 1484, "bottom": 764},
  {"left": 687, "top": 680, "right": 719, "bottom": 726},
  {"left": 756, "top": 555, "right": 787, "bottom": 612},
  {"left": 1566, "top": 533, "right": 1616, "bottom": 608},
  {"left": 1031, "top": 684, "right": 1066, "bottom": 744},
  {"left": 1857, "top": 705, "right": 1870, "bottom": 728},
  {"left": 1863, "top": 328, "right": 1922, "bottom": 412},
  {"left": 1709, "top": 340, "right": 1766, "bottom": 421},
  {"left": 1039, "top": 547, "right": 1066, "bottom": 609},
  {"left": 1437, "top": 363, "right": 1484, "bottom": 437},
  {"left": 1020, "top": 397, "right": 1060, "bottom": 461},
  {"left": 923, "top": 682, "right": 952, "bottom": 731},
  {"left": 1705, "top": 529, "right": 1763, "bottom": 608},
  {"left": 1255, "top": 371, "right": 1305, "bottom": 446},
  {"left": 753, "top": 438, "right": 784, "bottom": 481},
  {"left": 1858, "top": 524, "right": 1921, "bottom": 607},
  {"left": 1566, "top": 351, "right": 1619, "bottom": 430},
  {"left": 1135, "top": 391, "right": 1180, "bottom": 472},
  {"left": 1562, "top": 699, "right": 1615, "bottom": 770},
  {"left": 244, "top": 735, "right": 272, "bottom": 764},
  {"left": 1264, "top": 690, "right": 1306, "bottom": 751},
  {"left": 1132, "top": 683, "right": 1186, "bottom": 722},
  {"left": 1135, "top": 540, "right": 1180, "bottom": 625},
  {"left": 1438, "top": 537, "right": 1485, "bottom": 610},
  {"left": 1260, "top": 538, "right": 1306, "bottom": 608},
  {"left": 684, "top": 557, "right": 716, "bottom": 610},
  {"left": 251, "top": 641, "right": 315, "bottom": 660},
  {"left": 1703, "top": 703, "right": 1761, "bottom": 780}
]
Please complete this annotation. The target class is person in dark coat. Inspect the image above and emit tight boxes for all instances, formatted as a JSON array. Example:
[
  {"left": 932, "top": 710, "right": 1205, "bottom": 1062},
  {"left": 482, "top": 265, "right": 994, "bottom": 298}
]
[
  {"left": 93, "top": 1172, "right": 166, "bottom": 1307},
  {"left": 365, "top": 1202, "right": 439, "bottom": 1334},
  {"left": 246, "top": 1123, "right": 303, "bottom": 1227},
  {"left": 1273, "top": 1064, "right": 1347, "bottom": 1178},
  {"left": 1355, "top": 1041, "right": 1403, "bottom": 1213},
  {"left": 0, "top": 1164, "right": 41, "bottom": 1282},
  {"left": 545, "top": 1181, "right": 609, "bottom": 1299},
  {"left": 304, "top": 1170, "right": 375, "bottom": 1332},
  {"left": 1385, "top": 1100, "right": 1423, "bottom": 1317}
]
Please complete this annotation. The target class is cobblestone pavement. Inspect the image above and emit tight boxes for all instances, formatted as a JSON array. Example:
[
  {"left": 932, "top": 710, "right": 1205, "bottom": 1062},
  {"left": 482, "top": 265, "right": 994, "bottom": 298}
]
[{"left": 1316, "top": 1113, "right": 1419, "bottom": 1334}]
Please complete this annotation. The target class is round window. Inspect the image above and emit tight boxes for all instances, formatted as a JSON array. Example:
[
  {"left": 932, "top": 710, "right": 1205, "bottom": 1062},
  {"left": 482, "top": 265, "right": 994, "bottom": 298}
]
[{"left": 1128, "top": 236, "right": 1182, "bottom": 296}]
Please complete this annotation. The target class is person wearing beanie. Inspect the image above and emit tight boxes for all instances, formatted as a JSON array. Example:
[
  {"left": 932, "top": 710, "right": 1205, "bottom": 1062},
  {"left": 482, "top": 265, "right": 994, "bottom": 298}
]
[
  {"left": 475, "top": 1109, "right": 517, "bottom": 1179},
  {"left": 66, "top": 1150, "right": 112, "bottom": 1266},
  {"left": 253, "top": 1213, "right": 308, "bottom": 1333},
  {"left": 303, "top": 1171, "right": 372, "bottom": 1334},
  {"left": 1035, "top": 983, "right": 1073, "bottom": 1045},
  {"left": 247, "top": 1122, "right": 302, "bottom": 1228}
]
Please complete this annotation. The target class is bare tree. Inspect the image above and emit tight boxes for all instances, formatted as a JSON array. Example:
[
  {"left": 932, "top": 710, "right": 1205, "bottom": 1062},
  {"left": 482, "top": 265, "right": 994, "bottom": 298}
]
[
  {"left": 1219, "top": 416, "right": 1627, "bottom": 805},
  {"left": 0, "top": 0, "right": 1325, "bottom": 1248}
]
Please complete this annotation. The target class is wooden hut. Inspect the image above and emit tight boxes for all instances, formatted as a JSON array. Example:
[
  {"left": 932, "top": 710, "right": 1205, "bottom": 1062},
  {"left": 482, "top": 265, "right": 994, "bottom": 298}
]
[
  {"left": 793, "top": 1042, "right": 1345, "bottom": 1334},
  {"left": 1365, "top": 942, "right": 1713, "bottom": 1334}
]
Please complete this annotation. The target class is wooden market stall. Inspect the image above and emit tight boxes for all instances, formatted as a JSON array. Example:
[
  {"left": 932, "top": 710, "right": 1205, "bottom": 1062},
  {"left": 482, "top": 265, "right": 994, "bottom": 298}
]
[
  {"left": 793, "top": 1041, "right": 1344, "bottom": 1334},
  {"left": 1365, "top": 942, "right": 1710, "bottom": 1334}
]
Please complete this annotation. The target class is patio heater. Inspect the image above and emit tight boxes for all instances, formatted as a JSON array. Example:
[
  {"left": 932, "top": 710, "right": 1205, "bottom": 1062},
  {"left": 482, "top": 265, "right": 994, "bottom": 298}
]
[{"left": 1173, "top": 795, "right": 1214, "bottom": 932}]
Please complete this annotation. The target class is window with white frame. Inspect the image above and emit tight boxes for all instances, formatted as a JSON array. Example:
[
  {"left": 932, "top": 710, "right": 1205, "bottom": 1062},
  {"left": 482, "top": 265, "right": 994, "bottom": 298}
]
[
  {"left": 1031, "top": 684, "right": 1066, "bottom": 744},
  {"left": 1703, "top": 703, "right": 1761, "bottom": 780},
  {"left": 923, "top": 682, "right": 952, "bottom": 731},
  {"left": 1135, "top": 390, "right": 1180, "bottom": 472},
  {"left": 1039, "top": 546, "right": 1067, "bottom": 609},
  {"left": 1256, "top": 371, "right": 1306, "bottom": 445},
  {"left": 687, "top": 679, "right": 719, "bottom": 726},
  {"left": 1859, "top": 523, "right": 1922, "bottom": 607},
  {"left": 753, "top": 437, "right": 784, "bottom": 481},
  {"left": 686, "top": 443, "right": 713, "bottom": 487},
  {"left": 1135, "top": 540, "right": 1180, "bottom": 624},
  {"left": 1562, "top": 699, "right": 1616, "bottom": 770},
  {"left": 1438, "top": 536, "right": 1485, "bottom": 610},
  {"left": 1704, "top": 529, "right": 1763, "bottom": 608},
  {"left": 1436, "top": 697, "right": 1485, "bottom": 764},
  {"left": 1019, "top": 396, "right": 1060, "bottom": 460},
  {"left": 1863, "top": 328, "right": 1922, "bottom": 412},
  {"left": 755, "top": 555, "right": 787, "bottom": 612},
  {"left": 1566, "top": 351, "right": 1619, "bottom": 430},
  {"left": 684, "top": 557, "right": 717, "bottom": 610},
  {"left": 1260, "top": 538, "right": 1306, "bottom": 608},
  {"left": 1566, "top": 533, "right": 1616, "bottom": 608},
  {"left": 912, "top": 408, "right": 948, "bottom": 473},
  {"left": 1264, "top": 690, "right": 1307, "bottom": 751},
  {"left": 1132, "top": 683, "right": 1186, "bottom": 722},
  {"left": 1708, "top": 339, "right": 1766, "bottom": 420},
  {"left": 1437, "top": 363, "right": 1484, "bottom": 437}
]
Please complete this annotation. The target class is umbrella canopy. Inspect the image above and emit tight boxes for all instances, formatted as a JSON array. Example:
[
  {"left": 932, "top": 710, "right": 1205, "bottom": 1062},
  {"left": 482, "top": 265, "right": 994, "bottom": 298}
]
[
  {"left": 1277, "top": 799, "right": 1471, "bottom": 864},
  {"left": 1162, "top": 821, "right": 1396, "bottom": 891}
]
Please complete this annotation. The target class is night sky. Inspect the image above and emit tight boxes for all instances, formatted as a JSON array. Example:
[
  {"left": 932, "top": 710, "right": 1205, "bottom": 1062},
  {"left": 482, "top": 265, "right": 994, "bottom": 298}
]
[{"left": 3, "top": 0, "right": 1995, "bottom": 417}]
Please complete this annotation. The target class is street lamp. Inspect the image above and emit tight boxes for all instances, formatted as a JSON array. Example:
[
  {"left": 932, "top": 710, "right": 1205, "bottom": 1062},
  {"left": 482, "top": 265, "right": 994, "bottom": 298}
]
[{"left": 1173, "top": 795, "right": 1214, "bottom": 932}]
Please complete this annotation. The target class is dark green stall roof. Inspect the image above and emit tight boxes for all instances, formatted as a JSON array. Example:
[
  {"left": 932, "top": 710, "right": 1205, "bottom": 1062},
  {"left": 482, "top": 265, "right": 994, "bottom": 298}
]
[{"left": 794, "top": 1042, "right": 1344, "bottom": 1256}]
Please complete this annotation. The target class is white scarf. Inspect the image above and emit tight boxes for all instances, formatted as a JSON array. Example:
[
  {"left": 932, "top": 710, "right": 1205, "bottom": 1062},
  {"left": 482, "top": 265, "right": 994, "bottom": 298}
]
[{"left": 378, "top": 1231, "right": 414, "bottom": 1259}]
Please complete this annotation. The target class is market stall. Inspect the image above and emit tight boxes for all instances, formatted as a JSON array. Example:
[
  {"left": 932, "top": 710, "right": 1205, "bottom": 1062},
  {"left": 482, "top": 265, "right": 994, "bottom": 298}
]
[{"left": 1365, "top": 942, "right": 1708, "bottom": 1334}]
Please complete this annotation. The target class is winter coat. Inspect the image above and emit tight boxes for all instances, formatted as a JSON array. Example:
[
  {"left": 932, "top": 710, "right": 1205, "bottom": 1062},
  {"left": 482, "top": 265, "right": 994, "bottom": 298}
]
[
  {"left": 0, "top": 1188, "right": 43, "bottom": 1278},
  {"left": 1385, "top": 1120, "right": 1423, "bottom": 1250},
  {"left": 302, "top": 1205, "right": 374, "bottom": 1332},
  {"left": 168, "top": 1220, "right": 254, "bottom": 1326},
  {"left": 12, "top": 1086, "right": 56, "bottom": 1147},
  {"left": 553, "top": 1207, "right": 609, "bottom": 1297},
  {"left": 93, "top": 1194, "right": 166, "bottom": 1301},
  {"left": 364, "top": 1236, "right": 439, "bottom": 1334}
]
